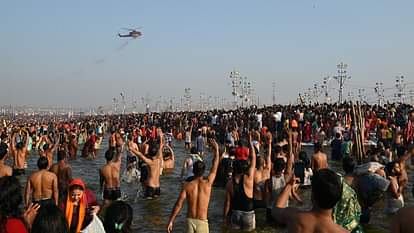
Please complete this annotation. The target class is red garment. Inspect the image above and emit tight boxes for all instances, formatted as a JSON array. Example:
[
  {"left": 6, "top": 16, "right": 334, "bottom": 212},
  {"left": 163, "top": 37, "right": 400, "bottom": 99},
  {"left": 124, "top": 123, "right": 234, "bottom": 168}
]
[
  {"left": 6, "top": 218, "right": 28, "bottom": 233},
  {"left": 89, "top": 135, "right": 97, "bottom": 144},
  {"left": 150, "top": 126, "right": 157, "bottom": 139},
  {"left": 235, "top": 146, "right": 249, "bottom": 161},
  {"left": 304, "top": 123, "right": 311, "bottom": 142}
]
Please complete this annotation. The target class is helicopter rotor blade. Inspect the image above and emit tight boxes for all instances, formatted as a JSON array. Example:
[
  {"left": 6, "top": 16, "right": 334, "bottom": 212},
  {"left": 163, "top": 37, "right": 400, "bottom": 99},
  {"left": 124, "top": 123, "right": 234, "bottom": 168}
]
[{"left": 121, "top": 27, "right": 142, "bottom": 31}]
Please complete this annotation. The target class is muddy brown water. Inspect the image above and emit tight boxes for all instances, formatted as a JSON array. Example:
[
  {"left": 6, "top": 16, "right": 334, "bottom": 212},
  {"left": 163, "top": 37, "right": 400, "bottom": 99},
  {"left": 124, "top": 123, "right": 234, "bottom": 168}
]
[{"left": 17, "top": 136, "right": 413, "bottom": 233}]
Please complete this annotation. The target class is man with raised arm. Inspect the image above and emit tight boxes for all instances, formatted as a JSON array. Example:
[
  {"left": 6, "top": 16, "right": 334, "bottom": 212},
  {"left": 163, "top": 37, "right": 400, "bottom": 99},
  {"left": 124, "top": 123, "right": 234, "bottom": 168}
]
[
  {"left": 167, "top": 139, "right": 221, "bottom": 233},
  {"left": 129, "top": 130, "right": 164, "bottom": 199},
  {"left": 10, "top": 129, "right": 30, "bottom": 176},
  {"left": 39, "top": 134, "right": 59, "bottom": 169},
  {"left": 223, "top": 132, "right": 257, "bottom": 231},
  {"left": 271, "top": 169, "right": 349, "bottom": 233}
]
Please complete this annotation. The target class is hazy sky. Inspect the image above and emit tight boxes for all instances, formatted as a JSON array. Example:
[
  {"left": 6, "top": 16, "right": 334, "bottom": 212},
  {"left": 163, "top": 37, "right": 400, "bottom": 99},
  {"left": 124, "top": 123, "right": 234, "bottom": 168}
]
[{"left": 1, "top": 0, "right": 414, "bottom": 109}]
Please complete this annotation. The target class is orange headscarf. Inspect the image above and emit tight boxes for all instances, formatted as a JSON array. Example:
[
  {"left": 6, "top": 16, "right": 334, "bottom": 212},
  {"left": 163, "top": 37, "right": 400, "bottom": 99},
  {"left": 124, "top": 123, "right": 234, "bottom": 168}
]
[{"left": 65, "top": 179, "right": 87, "bottom": 233}]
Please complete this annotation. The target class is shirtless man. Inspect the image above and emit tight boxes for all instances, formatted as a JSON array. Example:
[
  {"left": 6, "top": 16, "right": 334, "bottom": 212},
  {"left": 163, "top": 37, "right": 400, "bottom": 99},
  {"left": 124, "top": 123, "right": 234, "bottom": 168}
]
[
  {"left": 163, "top": 144, "right": 175, "bottom": 170},
  {"left": 253, "top": 134, "right": 272, "bottom": 209},
  {"left": 395, "top": 146, "right": 412, "bottom": 194},
  {"left": 39, "top": 136, "right": 59, "bottom": 169},
  {"left": 100, "top": 146, "right": 123, "bottom": 205},
  {"left": 130, "top": 131, "right": 164, "bottom": 199},
  {"left": 10, "top": 130, "right": 30, "bottom": 176},
  {"left": 291, "top": 127, "right": 301, "bottom": 157},
  {"left": 50, "top": 150, "right": 72, "bottom": 200},
  {"left": 272, "top": 169, "right": 349, "bottom": 233},
  {"left": 25, "top": 156, "right": 58, "bottom": 207},
  {"left": 167, "top": 139, "right": 220, "bottom": 233},
  {"left": 391, "top": 187, "right": 414, "bottom": 233},
  {"left": 68, "top": 132, "right": 78, "bottom": 159},
  {"left": 0, "top": 142, "right": 12, "bottom": 177},
  {"left": 311, "top": 142, "right": 328, "bottom": 171}
]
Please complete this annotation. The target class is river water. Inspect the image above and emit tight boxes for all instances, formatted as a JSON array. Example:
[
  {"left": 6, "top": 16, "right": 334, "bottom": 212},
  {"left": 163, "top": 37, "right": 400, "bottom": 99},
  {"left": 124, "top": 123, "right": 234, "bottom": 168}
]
[{"left": 18, "top": 135, "right": 412, "bottom": 233}]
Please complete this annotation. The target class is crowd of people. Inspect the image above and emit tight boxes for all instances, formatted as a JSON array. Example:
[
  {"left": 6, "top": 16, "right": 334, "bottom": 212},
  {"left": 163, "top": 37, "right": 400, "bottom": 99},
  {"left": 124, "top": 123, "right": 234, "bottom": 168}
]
[{"left": 0, "top": 102, "right": 414, "bottom": 233}]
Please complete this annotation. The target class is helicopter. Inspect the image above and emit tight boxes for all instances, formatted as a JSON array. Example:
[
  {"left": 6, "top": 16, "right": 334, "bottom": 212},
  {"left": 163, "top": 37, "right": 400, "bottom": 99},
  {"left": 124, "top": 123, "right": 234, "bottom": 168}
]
[{"left": 118, "top": 27, "right": 142, "bottom": 39}]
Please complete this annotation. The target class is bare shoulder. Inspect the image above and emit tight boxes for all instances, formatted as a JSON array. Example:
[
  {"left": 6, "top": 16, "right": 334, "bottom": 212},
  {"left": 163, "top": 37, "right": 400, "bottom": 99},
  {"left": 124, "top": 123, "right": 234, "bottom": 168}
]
[{"left": 47, "top": 170, "right": 58, "bottom": 179}]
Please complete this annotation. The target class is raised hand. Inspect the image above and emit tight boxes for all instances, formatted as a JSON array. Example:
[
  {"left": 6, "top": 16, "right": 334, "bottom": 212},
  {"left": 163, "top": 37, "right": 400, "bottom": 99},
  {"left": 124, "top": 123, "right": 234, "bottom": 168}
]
[{"left": 23, "top": 203, "right": 40, "bottom": 228}]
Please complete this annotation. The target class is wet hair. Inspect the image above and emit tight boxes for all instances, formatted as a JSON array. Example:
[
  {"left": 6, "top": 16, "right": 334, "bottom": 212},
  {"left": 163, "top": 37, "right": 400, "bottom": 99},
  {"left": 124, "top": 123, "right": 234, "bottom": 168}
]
[
  {"left": 43, "top": 143, "right": 50, "bottom": 151},
  {"left": 127, "top": 134, "right": 133, "bottom": 141},
  {"left": 148, "top": 144, "right": 159, "bottom": 157},
  {"left": 31, "top": 204, "right": 69, "bottom": 233},
  {"left": 238, "top": 138, "right": 248, "bottom": 147},
  {"left": 57, "top": 150, "right": 66, "bottom": 161},
  {"left": 0, "top": 143, "right": 7, "bottom": 160},
  {"left": 273, "top": 158, "right": 286, "bottom": 173},
  {"left": 105, "top": 149, "right": 115, "bottom": 161},
  {"left": 282, "top": 144, "right": 289, "bottom": 153},
  {"left": 342, "top": 157, "right": 355, "bottom": 174},
  {"left": 273, "top": 145, "right": 282, "bottom": 154},
  {"left": 190, "top": 147, "right": 198, "bottom": 155},
  {"left": 314, "top": 142, "right": 322, "bottom": 153},
  {"left": 104, "top": 201, "right": 133, "bottom": 233},
  {"left": 37, "top": 156, "right": 49, "bottom": 170},
  {"left": 193, "top": 161, "right": 206, "bottom": 177},
  {"left": 298, "top": 151, "right": 310, "bottom": 169},
  {"left": 0, "top": 176, "right": 23, "bottom": 232},
  {"left": 311, "top": 169, "right": 342, "bottom": 209},
  {"left": 16, "top": 141, "right": 24, "bottom": 150},
  {"left": 396, "top": 146, "right": 407, "bottom": 158},
  {"left": 256, "top": 156, "right": 265, "bottom": 169},
  {"left": 385, "top": 161, "right": 399, "bottom": 177},
  {"left": 233, "top": 160, "right": 249, "bottom": 175}
]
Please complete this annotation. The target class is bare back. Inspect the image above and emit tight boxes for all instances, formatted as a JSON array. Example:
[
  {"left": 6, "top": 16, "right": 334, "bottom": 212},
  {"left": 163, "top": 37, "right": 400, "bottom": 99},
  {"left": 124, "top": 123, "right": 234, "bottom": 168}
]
[
  {"left": 50, "top": 162, "right": 72, "bottom": 193},
  {"left": 147, "top": 157, "right": 161, "bottom": 187},
  {"left": 287, "top": 210, "right": 349, "bottom": 233},
  {"left": 28, "top": 170, "right": 57, "bottom": 201},
  {"left": 101, "top": 163, "right": 121, "bottom": 188},
  {"left": 184, "top": 177, "right": 213, "bottom": 220},
  {"left": 392, "top": 207, "right": 414, "bottom": 233},
  {"left": 0, "top": 164, "right": 12, "bottom": 178},
  {"left": 312, "top": 152, "right": 328, "bottom": 171},
  {"left": 14, "top": 149, "right": 27, "bottom": 169}
]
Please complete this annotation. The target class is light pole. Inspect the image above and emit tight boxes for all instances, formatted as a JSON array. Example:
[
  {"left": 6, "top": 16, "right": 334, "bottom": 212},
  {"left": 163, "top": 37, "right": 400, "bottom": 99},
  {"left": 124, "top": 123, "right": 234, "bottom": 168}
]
[
  {"left": 184, "top": 88, "right": 191, "bottom": 111},
  {"left": 395, "top": 76, "right": 405, "bottom": 103},
  {"left": 333, "top": 63, "right": 351, "bottom": 103},
  {"left": 374, "top": 82, "right": 384, "bottom": 106},
  {"left": 112, "top": 98, "right": 118, "bottom": 114},
  {"left": 230, "top": 69, "right": 241, "bottom": 108},
  {"left": 321, "top": 76, "right": 331, "bottom": 103},
  {"left": 120, "top": 93, "right": 126, "bottom": 114},
  {"left": 358, "top": 88, "right": 366, "bottom": 103}
]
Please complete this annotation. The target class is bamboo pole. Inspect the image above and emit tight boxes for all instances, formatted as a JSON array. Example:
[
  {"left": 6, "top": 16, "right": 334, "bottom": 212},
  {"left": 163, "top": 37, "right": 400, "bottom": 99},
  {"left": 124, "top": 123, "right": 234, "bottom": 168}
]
[{"left": 351, "top": 102, "right": 363, "bottom": 164}]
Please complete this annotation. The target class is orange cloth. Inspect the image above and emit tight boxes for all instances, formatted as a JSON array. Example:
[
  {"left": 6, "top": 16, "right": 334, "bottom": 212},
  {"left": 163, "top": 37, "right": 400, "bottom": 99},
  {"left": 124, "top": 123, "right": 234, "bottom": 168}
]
[
  {"left": 66, "top": 179, "right": 87, "bottom": 233},
  {"left": 291, "top": 119, "right": 298, "bottom": 128}
]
